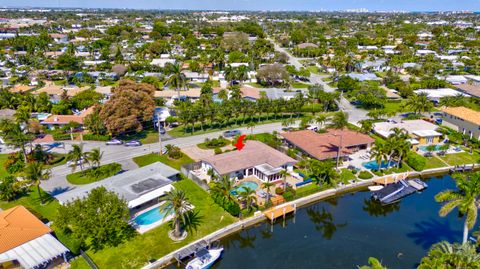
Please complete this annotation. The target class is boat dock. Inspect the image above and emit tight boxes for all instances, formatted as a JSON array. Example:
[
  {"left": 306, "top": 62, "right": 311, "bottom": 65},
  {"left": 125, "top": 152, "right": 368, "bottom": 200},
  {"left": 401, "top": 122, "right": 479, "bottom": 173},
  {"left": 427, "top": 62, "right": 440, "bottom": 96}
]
[{"left": 264, "top": 204, "right": 296, "bottom": 222}]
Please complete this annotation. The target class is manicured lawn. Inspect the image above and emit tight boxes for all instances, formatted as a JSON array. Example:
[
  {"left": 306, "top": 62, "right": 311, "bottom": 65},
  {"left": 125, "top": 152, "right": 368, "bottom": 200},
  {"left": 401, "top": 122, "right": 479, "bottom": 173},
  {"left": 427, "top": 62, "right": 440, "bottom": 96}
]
[
  {"left": 382, "top": 100, "right": 408, "bottom": 114},
  {"left": 66, "top": 163, "right": 123, "bottom": 185},
  {"left": 118, "top": 128, "right": 159, "bottom": 144},
  {"left": 0, "top": 186, "right": 59, "bottom": 221},
  {"left": 0, "top": 154, "right": 9, "bottom": 177},
  {"left": 295, "top": 182, "right": 325, "bottom": 198},
  {"left": 440, "top": 151, "right": 480, "bottom": 166},
  {"left": 70, "top": 178, "right": 237, "bottom": 269},
  {"left": 424, "top": 156, "right": 448, "bottom": 170},
  {"left": 291, "top": 82, "right": 310, "bottom": 88},
  {"left": 133, "top": 153, "right": 194, "bottom": 170}
]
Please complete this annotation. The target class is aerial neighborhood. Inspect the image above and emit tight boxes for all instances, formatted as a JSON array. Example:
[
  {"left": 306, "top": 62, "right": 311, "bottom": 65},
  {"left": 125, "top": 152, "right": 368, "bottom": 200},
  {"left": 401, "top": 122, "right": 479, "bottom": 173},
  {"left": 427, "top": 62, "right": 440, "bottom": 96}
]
[{"left": 0, "top": 5, "right": 480, "bottom": 269}]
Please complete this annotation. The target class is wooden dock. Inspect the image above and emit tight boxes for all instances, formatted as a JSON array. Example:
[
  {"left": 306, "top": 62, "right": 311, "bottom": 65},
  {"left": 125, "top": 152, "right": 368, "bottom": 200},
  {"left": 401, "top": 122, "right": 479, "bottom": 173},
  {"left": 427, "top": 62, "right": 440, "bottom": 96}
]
[{"left": 264, "top": 204, "right": 296, "bottom": 222}]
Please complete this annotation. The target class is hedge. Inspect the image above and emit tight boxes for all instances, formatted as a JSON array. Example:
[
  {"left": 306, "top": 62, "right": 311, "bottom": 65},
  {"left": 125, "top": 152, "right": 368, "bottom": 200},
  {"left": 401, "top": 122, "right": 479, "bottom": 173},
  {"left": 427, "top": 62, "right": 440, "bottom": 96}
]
[
  {"left": 83, "top": 134, "right": 111, "bottom": 141},
  {"left": 52, "top": 133, "right": 72, "bottom": 141},
  {"left": 358, "top": 170, "right": 373, "bottom": 179},
  {"left": 406, "top": 153, "right": 427, "bottom": 171}
]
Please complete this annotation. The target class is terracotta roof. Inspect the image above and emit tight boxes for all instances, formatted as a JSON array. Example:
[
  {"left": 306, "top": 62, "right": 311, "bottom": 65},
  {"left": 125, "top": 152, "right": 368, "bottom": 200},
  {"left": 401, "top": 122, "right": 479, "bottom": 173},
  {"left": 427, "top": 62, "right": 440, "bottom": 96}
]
[
  {"left": 442, "top": 106, "right": 480, "bottom": 125},
  {"left": 456, "top": 84, "right": 480, "bottom": 98},
  {"left": 281, "top": 129, "right": 374, "bottom": 160},
  {"left": 35, "top": 85, "right": 89, "bottom": 97},
  {"left": 41, "top": 107, "right": 93, "bottom": 125},
  {"left": 201, "top": 140, "right": 297, "bottom": 175},
  {"left": 0, "top": 206, "right": 52, "bottom": 253},
  {"left": 9, "top": 84, "right": 34, "bottom": 93}
]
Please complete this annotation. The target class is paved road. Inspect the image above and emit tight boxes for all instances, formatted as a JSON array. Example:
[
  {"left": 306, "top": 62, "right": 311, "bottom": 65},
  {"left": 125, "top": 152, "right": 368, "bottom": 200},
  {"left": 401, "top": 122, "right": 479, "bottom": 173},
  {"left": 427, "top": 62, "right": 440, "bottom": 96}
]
[
  {"left": 271, "top": 41, "right": 368, "bottom": 123},
  {"left": 41, "top": 121, "right": 287, "bottom": 195}
]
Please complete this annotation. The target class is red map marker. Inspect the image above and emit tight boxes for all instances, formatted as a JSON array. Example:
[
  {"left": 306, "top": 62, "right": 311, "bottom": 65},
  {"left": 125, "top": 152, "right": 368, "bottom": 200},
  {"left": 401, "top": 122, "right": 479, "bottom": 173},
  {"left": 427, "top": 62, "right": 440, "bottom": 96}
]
[{"left": 234, "top": 134, "right": 246, "bottom": 151}]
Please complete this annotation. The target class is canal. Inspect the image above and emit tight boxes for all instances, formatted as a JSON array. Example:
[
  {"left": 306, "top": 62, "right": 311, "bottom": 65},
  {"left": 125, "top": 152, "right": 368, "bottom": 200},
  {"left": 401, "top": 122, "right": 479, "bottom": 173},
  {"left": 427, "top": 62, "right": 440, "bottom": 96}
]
[{"left": 168, "top": 175, "right": 463, "bottom": 269}]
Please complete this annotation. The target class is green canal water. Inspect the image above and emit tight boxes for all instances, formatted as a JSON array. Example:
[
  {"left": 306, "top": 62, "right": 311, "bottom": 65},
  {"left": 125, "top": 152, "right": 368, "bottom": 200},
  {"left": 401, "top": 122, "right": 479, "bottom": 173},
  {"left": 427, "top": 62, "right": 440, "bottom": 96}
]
[{"left": 173, "top": 175, "right": 464, "bottom": 269}]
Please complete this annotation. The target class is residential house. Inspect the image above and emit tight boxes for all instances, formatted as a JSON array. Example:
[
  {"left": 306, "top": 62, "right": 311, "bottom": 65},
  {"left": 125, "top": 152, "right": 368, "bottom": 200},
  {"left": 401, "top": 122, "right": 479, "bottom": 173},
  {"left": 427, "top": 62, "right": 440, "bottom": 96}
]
[
  {"left": 456, "top": 84, "right": 480, "bottom": 98},
  {"left": 0, "top": 206, "right": 70, "bottom": 269},
  {"left": 200, "top": 140, "right": 297, "bottom": 182},
  {"left": 55, "top": 162, "right": 179, "bottom": 212},
  {"left": 442, "top": 107, "right": 480, "bottom": 140},
  {"left": 359, "top": 59, "right": 388, "bottom": 72},
  {"left": 347, "top": 73, "right": 381, "bottom": 82},
  {"left": 465, "top": 75, "right": 480, "bottom": 86},
  {"left": 281, "top": 129, "right": 374, "bottom": 161},
  {"left": 373, "top": 120, "right": 442, "bottom": 149},
  {"left": 445, "top": 75, "right": 467, "bottom": 85},
  {"left": 40, "top": 106, "right": 94, "bottom": 130},
  {"left": 151, "top": 58, "right": 175, "bottom": 68},
  {"left": 414, "top": 88, "right": 469, "bottom": 103}
]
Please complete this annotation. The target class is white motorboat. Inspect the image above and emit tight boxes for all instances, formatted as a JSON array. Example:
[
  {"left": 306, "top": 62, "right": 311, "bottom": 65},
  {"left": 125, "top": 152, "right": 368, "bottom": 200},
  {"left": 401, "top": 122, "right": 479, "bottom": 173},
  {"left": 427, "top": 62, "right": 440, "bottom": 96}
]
[
  {"left": 186, "top": 247, "right": 224, "bottom": 269},
  {"left": 368, "top": 185, "right": 384, "bottom": 191}
]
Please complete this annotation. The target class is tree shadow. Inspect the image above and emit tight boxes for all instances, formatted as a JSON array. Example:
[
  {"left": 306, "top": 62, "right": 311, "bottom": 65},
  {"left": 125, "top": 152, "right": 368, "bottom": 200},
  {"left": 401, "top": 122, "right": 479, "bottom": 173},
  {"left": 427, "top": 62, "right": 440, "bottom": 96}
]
[
  {"left": 362, "top": 198, "right": 400, "bottom": 217},
  {"left": 407, "top": 218, "right": 462, "bottom": 250},
  {"left": 223, "top": 230, "right": 257, "bottom": 250},
  {"left": 49, "top": 186, "right": 72, "bottom": 196},
  {"left": 306, "top": 205, "right": 347, "bottom": 240}
]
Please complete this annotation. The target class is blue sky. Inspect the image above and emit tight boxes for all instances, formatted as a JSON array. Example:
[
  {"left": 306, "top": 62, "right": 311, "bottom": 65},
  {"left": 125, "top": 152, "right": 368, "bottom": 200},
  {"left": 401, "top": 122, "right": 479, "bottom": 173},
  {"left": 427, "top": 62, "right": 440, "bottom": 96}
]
[{"left": 1, "top": 0, "right": 479, "bottom": 11}]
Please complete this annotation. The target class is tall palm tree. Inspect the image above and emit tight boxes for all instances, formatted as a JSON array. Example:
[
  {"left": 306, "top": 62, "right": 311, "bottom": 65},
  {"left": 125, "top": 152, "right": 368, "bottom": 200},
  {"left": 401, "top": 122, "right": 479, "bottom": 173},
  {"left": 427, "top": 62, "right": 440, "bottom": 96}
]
[
  {"left": 236, "top": 65, "right": 249, "bottom": 84},
  {"left": 239, "top": 186, "right": 257, "bottom": 213},
  {"left": 329, "top": 111, "right": 349, "bottom": 129},
  {"left": 166, "top": 63, "right": 188, "bottom": 98},
  {"left": 405, "top": 92, "right": 433, "bottom": 116},
  {"left": 316, "top": 113, "right": 328, "bottom": 130},
  {"left": 435, "top": 173, "right": 480, "bottom": 244},
  {"left": 159, "top": 189, "right": 193, "bottom": 239},
  {"left": 280, "top": 170, "right": 290, "bottom": 191},
  {"left": 66, "top": 144, "right": 89, "bottom": 172},
  {"left": 262, "top": 181, "right": 274, "bottom": 206},
  {"left": 87, "top": 148, "right": 102, "bottom": 169},
  {"left": 247, "top": 121, "right": 255, "bottom": 134},
  {"left": 224, "top": 66, "right": 236, "bottom": 86},
  {"left": 24, "top": 162, "right": 51, "bottom": 205},
  {"left": 370, "top": 141, "right": 387, "bottom": 171},
  {"left": 0, "top": 119, "right": 33, "bottom": 162},
  {"left": 211, "top": 175, "right": 235, "bottom": 205},
  {"left": 418, "top": 241, "right": 480, "bottom": 269}
]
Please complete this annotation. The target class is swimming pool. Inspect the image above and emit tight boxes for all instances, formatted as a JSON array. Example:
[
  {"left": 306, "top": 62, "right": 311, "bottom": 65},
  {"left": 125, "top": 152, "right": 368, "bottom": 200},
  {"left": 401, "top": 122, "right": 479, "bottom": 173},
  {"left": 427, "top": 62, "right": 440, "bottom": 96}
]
[
  {"left": 133, "top": 206, "right": 170, "bottom": 226},
  {"left": 231, "top": 181, "right": 259, "bottom": 195},
  {"left": 362, "top": 160, "right": 397, "bottom": 170},
  {"left": 418, "top": 144, "right": 445, "bottom": 152}
]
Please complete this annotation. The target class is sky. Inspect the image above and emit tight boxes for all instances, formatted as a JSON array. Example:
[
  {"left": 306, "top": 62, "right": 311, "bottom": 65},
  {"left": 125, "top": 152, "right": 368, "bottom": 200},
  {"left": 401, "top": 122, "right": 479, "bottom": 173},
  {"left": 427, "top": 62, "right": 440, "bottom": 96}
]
[{"left": 1, "top": 0, "right": 479, "bottom": 11}]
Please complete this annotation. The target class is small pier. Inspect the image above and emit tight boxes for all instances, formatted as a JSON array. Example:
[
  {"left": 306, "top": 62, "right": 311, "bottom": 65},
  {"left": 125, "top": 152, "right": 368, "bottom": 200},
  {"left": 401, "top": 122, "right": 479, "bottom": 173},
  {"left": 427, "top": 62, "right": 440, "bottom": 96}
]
[{"left": 264, "top": 204, "right": 296, "bottom": 222}]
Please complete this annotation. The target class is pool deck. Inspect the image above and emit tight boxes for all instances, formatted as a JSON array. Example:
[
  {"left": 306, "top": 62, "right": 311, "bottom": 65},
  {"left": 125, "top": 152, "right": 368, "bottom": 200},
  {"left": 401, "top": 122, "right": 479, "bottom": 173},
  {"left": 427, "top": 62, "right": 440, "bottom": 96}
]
[{"left": 131, "top": 203, "right": 174, "bottom": 234}]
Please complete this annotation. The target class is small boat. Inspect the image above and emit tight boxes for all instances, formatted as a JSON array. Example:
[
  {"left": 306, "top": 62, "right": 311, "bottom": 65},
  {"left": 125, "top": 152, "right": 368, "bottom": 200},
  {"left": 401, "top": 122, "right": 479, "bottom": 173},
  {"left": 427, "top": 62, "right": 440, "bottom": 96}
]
[
  {"left": 368, "top": 185, "right": 384, "bottom": 191},
  {"left": 186, "top": 247, "right": 224, "bottom": 269}
]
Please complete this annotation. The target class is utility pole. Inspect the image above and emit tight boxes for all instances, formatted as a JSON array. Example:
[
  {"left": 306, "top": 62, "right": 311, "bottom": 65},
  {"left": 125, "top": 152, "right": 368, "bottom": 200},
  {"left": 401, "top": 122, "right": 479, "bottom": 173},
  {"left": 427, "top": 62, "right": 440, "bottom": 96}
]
[{"left": 158, "top": 118, "right": 163, "bottom": 155}]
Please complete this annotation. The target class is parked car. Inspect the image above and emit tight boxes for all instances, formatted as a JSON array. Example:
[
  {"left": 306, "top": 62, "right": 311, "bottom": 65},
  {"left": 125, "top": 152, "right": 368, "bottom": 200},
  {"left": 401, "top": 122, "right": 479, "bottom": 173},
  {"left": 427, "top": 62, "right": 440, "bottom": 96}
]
[
  {"left": 124, "top": 140, "right": 142, "bottom": 147},
  {"left": 67, "top": 158, "right": 87, "bottom": 167},
  {"left": 223, "top": 130, "right": 241, "bottom": 138},
  {"left": 106, "top": 139, "right": 123, "bottom": 145},
  {"left": 159, "top": 127, "right": 166, "bottom": 135}
]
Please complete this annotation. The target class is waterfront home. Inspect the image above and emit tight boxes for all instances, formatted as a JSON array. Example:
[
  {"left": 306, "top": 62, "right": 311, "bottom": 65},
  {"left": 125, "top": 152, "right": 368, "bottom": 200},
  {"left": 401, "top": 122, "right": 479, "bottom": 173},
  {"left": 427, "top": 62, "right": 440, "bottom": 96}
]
[
  {"left": 442, "top": 106, "right": 480, "bottom": 140},
  {"left": 55, "top": 162, "right": 179, "bottom": 213},
  {"left": 281, "top": 129, "right": 374, "bottom": 161},
  {"left": 40, "top": 106, "right": 94, "bottom": 130},
  {"left": 199, "top": 140, "right": 297, "bottom": 183},
  {"left": 373, "top": 120, "right": 442, "bottom": 149},
  {"left": 0, "top": 206, "right": 70, "bottom": 269}
]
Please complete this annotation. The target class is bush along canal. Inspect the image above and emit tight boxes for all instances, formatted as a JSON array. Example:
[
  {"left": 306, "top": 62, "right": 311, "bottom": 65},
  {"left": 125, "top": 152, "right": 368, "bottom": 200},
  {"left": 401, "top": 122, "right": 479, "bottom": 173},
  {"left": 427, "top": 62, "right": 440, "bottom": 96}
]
[{"left": 168, "top": 175, "right": 463, "bottom": 269}]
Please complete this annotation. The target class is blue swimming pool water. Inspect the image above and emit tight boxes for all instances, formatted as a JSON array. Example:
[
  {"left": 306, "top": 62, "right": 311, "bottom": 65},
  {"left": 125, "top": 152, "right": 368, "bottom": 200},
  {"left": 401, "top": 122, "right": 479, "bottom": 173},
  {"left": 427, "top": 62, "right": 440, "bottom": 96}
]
[
  {"left": 418, "top": 144, "right": 444, "bottom": 152},
  {"left": 231, "top": 181, "right": 259, "bottom": 195},
  {"left": 134, "top": 206, "right": 169, "bottom": 226},
  {"left": 362, "top": 160, "right": 397, "bottom": 170}
]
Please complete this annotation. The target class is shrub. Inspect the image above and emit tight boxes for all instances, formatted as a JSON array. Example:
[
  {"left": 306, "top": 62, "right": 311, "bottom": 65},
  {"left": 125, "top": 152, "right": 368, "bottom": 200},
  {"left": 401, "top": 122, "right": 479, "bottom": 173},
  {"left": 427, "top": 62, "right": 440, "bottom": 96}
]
[
  {"left": 224, "top": 201, "right": 241, "bottom": 216},
  {"left": 83, "top": 134, "right": 111, "bottom": 141},
  {"left": 275, "top": 187, "right": 284, "bottom": 195},
  {"left": 282, "top": 191, "right": 294, "bottom": 201},
  {"left": 53, "top": 133, "right": 72, "bottom": 141},
  {"left": 204, "top": 137, "right": 228, "bottom": 148},
  {"left": 214, "top": 148, "right": 222, "bottom": 155},
  {"left": 406, "top": 153, "right": 427, "bottom": 171},
  {"left": 358, "top": 171, "right": 373, "bottom": 179}
]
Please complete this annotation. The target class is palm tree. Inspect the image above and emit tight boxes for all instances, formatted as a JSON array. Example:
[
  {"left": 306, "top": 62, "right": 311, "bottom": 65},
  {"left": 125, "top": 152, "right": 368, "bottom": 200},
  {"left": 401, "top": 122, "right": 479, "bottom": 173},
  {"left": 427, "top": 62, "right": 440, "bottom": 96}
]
[
  {"left": 166, "top": 63, "right": 188, "bottom": 98},
  {"left": 329, "top": 111, "right": 349, "bottom": 129},
  {"left": 359, "top": 120, "right": 373, "bottom": 134},
  {"left": 418, "top": 241, "right": 480, "bottom": 269},
  {"left": 66, "top": 144, "right": 88, "bottom": 172},
  {"left": 370, "top": 141, "right": 387, "bottom": 171},
  {"left": 247, "top": 121, "right": 255, "bottom": 134},
  {"left": 224, "top": 66, "right": 236, "bottom": 86},
  {"left": 262, "top": 182, "right": 274, "bottom": 206},
  {"left": 435, "top": 173, "right": 480, "bottom": 244},
  {"left": 236, "top": 65, "right": 249, "bottom": 84},
  {"left": 280, "top": 170, "right": 290, "bottom": 191},
  {"left": 211, "top": 176, "right": 235, "bottom": 205},
  {"left": 159, "top": 189, "right": 193, "bottom": 239},
  {"left": 87, "top": 148, "right": 102, "bottom": 169},
  {"left": 239, "top": 186, "right": 257, "bottom": 213},
  {"left": 316, "top": 113, "right": 328, "bottom": 130},
  {"left": 24, "top": 162, "right": 51, "bottom": 205},
  {"left": 405, "top": 92, "right": 433, "bottom": 116},
  {"left": 358, "top": 257, "right": 387, "bottom": 269}
]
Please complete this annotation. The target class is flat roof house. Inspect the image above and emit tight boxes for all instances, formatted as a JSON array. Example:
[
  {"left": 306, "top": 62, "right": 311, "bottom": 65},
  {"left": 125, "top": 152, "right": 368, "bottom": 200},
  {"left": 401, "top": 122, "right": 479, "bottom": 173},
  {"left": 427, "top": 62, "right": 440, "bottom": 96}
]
[
  {"left": 414, "top": 88, "right": 469, "bottom": 103},
  {"left": 281, "top": 129, "right": 374, "bottom": 161},
  {"left": 0, "top": 206, "right": 69, "bottom": 269},
  {"left": 200, "top": 140, "right": 297, "bottom": 183},
  {"left": 373, "top": 120, "right": 442, "bottom": 147},
  {"left": 442, "top": 107, "right": 480, "bottom": 140},
  {"left": 55, "top": 162, "right": 179, "bottom": 210}
]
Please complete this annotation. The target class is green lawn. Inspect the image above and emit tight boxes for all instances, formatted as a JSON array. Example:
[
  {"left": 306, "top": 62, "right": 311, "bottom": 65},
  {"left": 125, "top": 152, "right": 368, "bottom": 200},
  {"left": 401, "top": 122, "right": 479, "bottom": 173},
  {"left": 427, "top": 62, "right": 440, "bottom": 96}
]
[
  {"left": 0, "top": 186, "right": 59, "bottom": 221},
  {"left": 291, "top": 82, "right": 310, "bottom": 88},
  {"left": 0, "top": 154, "right": 9, "bottom": 177},
  {"left": 133, "top": 153, "right": 194, "bottom": 170},
  {"left": 340, "top": 169, "right": 357, "bottom": 183},
  {"left": 196, "top": 137, "right": 230, "bottom": 150},
  {"left": 440, "top": 151, "right": 480, "bottom": 166},
  {"left": 70, "top": 178, "right": 237, "bottom": 269},
  {"left": 118, "top": 128, "right": 159, "bottom": 144},
  {"left": 424, "top": 156, "right": 449, "bottom": 170},
  {"left": 66, "top": 163, "right": 122, "bottom": 185},
  {"left": 382, "top": 100, "right": 408, "bottom": 114}
]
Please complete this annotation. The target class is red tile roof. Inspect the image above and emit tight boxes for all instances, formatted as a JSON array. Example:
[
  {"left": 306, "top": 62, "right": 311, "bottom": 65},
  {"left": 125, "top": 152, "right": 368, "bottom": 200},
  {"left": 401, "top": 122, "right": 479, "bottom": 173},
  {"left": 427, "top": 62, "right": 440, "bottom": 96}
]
[
  {"left": 0, "top": 206, "right": 52, "bottom": 253},
  {"left": 201, "top": 140, "right": 297, "bottom": 175},
  {"left": 281, "top": 129, "right": 374, "bottom": 160}
]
